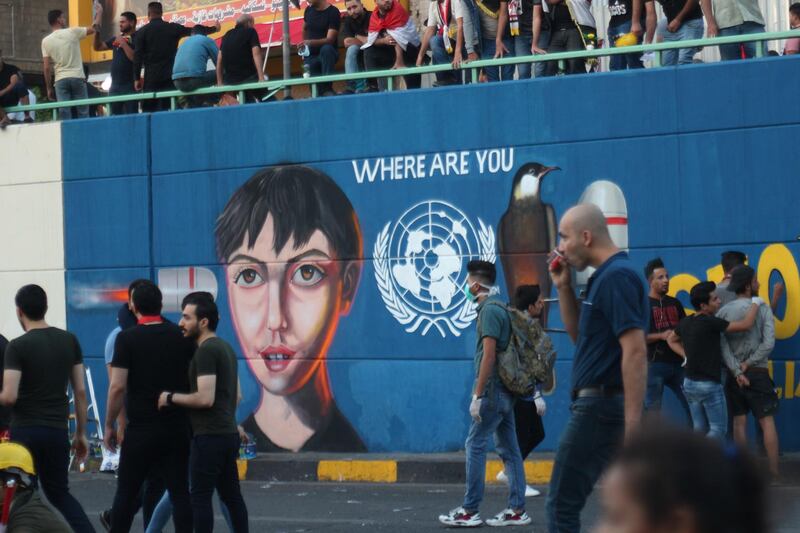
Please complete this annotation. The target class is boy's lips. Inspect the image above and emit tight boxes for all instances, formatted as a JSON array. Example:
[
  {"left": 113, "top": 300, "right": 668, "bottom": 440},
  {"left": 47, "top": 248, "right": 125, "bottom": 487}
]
[{"left": 259, "top": 346, "right": 297, "bottom": 372}]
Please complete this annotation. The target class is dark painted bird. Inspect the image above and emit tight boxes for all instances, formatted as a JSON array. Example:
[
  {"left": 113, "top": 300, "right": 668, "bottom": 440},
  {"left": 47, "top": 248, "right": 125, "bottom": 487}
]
[{"left": 497, "top": 162, "right": 560, "bottom": 327}]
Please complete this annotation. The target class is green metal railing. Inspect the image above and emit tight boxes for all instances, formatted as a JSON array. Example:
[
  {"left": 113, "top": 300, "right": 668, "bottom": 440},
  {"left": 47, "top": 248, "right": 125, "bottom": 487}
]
[{"left": 5, "top": 29, "right": 799, "bottom": 120}]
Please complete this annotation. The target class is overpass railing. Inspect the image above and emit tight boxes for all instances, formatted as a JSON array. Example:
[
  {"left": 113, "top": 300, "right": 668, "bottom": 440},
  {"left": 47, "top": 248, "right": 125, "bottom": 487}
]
[{"left": 5, "top": 30, "right": 799, "bottom": 120}]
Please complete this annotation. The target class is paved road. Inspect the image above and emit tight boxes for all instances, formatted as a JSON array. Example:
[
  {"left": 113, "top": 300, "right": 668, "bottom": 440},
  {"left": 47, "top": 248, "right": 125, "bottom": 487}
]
[{"left": 70, "top": 474, "right": 799, "bottom": 532}]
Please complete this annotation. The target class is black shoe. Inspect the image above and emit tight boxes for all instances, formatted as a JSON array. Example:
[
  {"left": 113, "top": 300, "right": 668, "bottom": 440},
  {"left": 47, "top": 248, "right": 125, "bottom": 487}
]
[{"left": 99, "top": 509, "right": 111, "bottom": 532}]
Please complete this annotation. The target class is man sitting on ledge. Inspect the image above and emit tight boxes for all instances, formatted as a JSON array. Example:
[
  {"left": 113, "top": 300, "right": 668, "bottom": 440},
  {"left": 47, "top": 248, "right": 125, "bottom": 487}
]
[{"left": 362, "top": 0, "right": 422, "bottom": 90}]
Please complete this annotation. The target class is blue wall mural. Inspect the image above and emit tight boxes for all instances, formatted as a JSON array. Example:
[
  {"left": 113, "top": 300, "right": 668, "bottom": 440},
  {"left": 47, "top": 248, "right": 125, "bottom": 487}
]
[{"left": 62, "top": 55, "right": 800, "bottom": 452}]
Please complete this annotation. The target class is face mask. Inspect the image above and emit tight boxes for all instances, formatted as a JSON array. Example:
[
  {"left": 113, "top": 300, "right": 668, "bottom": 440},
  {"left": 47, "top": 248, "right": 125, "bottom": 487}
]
[{"left": 464, "top": 282, "right": 477, "bottom": 302}]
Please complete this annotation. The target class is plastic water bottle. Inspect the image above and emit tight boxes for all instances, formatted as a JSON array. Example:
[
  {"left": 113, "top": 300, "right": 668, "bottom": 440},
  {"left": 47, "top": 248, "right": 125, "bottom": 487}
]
[{"left": 297, "top": 43, "right": 310, "bottom": 58}]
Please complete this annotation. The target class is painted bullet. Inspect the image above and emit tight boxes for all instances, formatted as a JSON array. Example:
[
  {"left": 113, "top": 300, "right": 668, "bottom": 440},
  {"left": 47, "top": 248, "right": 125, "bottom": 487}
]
[
  {"left": 158, "top": 266, "right": 219, "bottom": 313},
  {"left": 575, "top": 180, "right": 629, "bottom": 287}
]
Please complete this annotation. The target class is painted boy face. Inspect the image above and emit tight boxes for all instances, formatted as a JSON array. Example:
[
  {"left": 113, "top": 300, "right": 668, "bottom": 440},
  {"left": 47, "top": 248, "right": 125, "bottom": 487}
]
[{"left": 226, "top": 214, "right": 352, "bottom": 396}]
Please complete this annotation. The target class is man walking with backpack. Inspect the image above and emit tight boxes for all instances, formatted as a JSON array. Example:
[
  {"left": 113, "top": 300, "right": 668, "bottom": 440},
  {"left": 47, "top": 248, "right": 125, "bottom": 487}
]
[{"left": 439, "top": 260, "right": 531, "bottom": 528}]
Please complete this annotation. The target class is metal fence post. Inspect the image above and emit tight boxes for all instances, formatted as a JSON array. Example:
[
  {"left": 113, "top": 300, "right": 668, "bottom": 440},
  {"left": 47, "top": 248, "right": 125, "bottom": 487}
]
[{"left": 387, "top": 76, "right": 394, "bottom": 91}]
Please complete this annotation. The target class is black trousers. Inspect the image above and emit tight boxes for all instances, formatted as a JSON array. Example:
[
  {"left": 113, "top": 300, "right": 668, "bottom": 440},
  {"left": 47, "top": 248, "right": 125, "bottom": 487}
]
[
  {"left": 111, "top": 425, "right": 192, "bottom": 532},
  {"left": 545, "top": 26, "right": 593, "bottom": 76},
  {"left": 141, "top": 77, "right": 175, "bottom": 112},
  {"left": 11, "top": 426, "right": 96, "bottom": 533},
  {"left": 190, "top": 433, "right": 249, "bottom": 533},
  {"left": 513, "top": 400, "right": 545, "bottom": 460},
  {"left": 363, "top": 44, "right": 422, "bottom": 90}
]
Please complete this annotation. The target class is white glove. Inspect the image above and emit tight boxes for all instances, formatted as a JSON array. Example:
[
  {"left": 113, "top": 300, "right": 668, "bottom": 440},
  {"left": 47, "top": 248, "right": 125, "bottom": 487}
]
[
  {"left": 534, "top": 394, "right": 546, "bottom": 417},
  {"left": 469, "top": 395, "right": 482, "bottom": 423},
  {"left": 752, "top": 296, "right": 765, "bottom": 306}
]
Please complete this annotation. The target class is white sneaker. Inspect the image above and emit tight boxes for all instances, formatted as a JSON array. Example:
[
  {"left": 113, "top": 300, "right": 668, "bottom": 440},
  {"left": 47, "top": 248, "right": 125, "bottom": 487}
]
[
  {"left": 496, "top": 470, "right": 509, "bottom": 484},
  {"left": 438, "top": 507, "right": 483, "bottom": 527},
  {"left": 525, "top": 485, "right": 541, "bottom": 497},
  {"left": 486, "top": 509, "right": 532, "bottom": 527}
]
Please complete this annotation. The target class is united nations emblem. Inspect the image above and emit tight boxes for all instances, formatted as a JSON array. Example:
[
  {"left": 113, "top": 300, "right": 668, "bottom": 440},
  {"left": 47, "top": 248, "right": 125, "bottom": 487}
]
[{"left": 374, "top": 200, "right": 496, "bottom": 337}]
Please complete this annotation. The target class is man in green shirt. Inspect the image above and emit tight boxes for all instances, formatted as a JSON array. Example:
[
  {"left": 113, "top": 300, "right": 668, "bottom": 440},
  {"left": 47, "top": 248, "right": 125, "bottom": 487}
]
[
  {"left": 158, "top": 292, "right": 249, "bottom": 533},
  {"left": 0, "top": 284, "right": 95, "bottom": 533}
]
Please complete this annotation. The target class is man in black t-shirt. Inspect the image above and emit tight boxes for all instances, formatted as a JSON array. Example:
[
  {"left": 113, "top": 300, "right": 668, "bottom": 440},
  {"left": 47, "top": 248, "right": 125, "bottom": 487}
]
[
  {"left": 543, "top": 0, "right": 596, "bottom": 76},
  {"left": 0, "top": 54, "right": 32, "bottom": 126},
  {"left": 667, "top": 281, "right": 759, "bottom": 440},
  {"left": 657, "top": 0, "right": 705, "bottom": 65},
  {"left": 341, "top": 0, "right": 372, "bottom": 92},
  {"left": 607, "top": 0, "right": 656, "bottom": 70},
  {"left": 159, "top": 293, "right": 248, "bottom": 533},
  {"left": 217, "top": 14, "right": 265, "bottom": 102},
  {"left": 302, "top": 0, "right": 342, "bottom": 95},
  {"left": 134, "top": 2, "right": 219, "bottom": 112},
  {"left": 93, "top": 11, "right": 137, "bottom": 115},
  {"left": 642, "top": 258, "right": 690, "bottom": 419},
  {"left": 0, "top": 285, "right": 94, "bottom": 533},
  {"left": 105, "top": 281, "right": 195, "bottom": 533}
]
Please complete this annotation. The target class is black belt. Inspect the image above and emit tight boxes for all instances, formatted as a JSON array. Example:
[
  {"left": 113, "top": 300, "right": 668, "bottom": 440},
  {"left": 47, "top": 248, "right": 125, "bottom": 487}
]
[{"left": 572, "top": 385, "right": 624, "bottom": 401}]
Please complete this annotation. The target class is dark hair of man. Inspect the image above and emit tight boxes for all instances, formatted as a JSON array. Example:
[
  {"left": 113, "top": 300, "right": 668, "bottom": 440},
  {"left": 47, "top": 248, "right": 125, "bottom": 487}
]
[
  {"left": 791, "top": 3, "right": 800, "bottom": 17},
  {"left": 15, "top": 284, "right": 48, "bottom": 321},
  {"left": 128, "top": 278, "right": 151, "bottom": 298},
  {"left": 47, "top": 10, "right": 63, "bottom": 26},
  {"left": 466, "top": 260, "right": 496, "bottom": 285},
  {"left": 121, "top": 12, "right": 138, "bottom": 24},
  {"left": 181, "top": 292, "right": 219, "bottom": 332},
  {"left": 148, "top": 2, "right": 163, "bottom": 16},
  {"left": 513, "top": 285, "right": 541, "bottom": 312},
  {"left": 731, "top": 265, "right": 756, "bottom": 295},
  {"left": 689, "top": 281, "right": 716, "bottom": 309},
  {"left": 132, "top": 281, "right": 163, "bottom": 316},
  {"left": 643, "top": 257, "right": 664, "bottom": 281},
  {"left": 720, "top": 251, "right": 746, "bottom": 274},
  {"left": 216, "top": 165, "right": 362, "bottom": 264},
  {"left": 614, "top": 428, "right": 766, "bottom": 533}
]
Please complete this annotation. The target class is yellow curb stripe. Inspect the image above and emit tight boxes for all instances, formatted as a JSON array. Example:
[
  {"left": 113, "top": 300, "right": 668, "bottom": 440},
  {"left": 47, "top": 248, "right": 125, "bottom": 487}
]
[
  {"left": 317, "top": 460, "right": 398, "bottom": 483},
  {"left": 485, "top": 460, "right": 554, "bottom": 485}
]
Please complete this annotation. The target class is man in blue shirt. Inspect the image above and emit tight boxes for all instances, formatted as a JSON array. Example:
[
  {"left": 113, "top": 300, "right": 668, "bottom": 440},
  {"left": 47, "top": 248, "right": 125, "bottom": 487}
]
[
  {"left": 546, "top": 203, "right": 648, "bottom": 533},
  {"left": 173, "top": 26, "right": 220, "bottom": 107},
  {"left": 439, "top": 260, "right": 531, "bottom": 528}
]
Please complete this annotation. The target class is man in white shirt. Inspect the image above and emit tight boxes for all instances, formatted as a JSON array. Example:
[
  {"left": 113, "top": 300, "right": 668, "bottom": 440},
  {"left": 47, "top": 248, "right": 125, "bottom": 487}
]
[
  {"left": 41, "top": 8, "right": 99, "bottom": 120},
  {"left": 701, "top": 0, "right": 765, "bottom": 60}
]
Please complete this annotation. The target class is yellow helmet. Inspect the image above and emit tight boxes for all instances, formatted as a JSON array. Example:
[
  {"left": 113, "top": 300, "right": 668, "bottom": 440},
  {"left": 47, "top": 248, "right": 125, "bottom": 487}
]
[
  {"left": 0, "top": 442, "right": 35, "bottom": 478},
  {"left": 615, "top": 32, "right": 638, "bottom": 47}
]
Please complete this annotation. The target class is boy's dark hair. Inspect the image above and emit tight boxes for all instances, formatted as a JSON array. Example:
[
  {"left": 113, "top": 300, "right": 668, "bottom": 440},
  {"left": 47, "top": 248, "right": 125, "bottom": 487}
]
[
  {"left": 644, "top": 257, "right": 665, "bottom": 281},
  {"left": 128, "top": 278, "right": 151, "bottom": 298},
  {"left": 131, "top": 281, "right": 163, "bottom": 316},
  {"left": 148, "top": 2, "right": 163, "bottom": 16},
  {"left": 614, "top": 428, "right": 766, "bottom": 533},
  {"left": 216, "top": 165, "right": 362, "bottom": 264},
  {"left": 47, "top": 10, "right": 63, "bottom": 26},
  {"left": 689, "top": 281, "right": 716, "bottom": 309},
  {"left": 513, "top": 285, "right": 541, "bottom": 311},
  {"left": 720, "top": 251, "right": 746, "bottom": 274},
  {"left": 466, "top": 260, "right": 496, "bottom": 285},
  {"left": 15, "top": 285, "right": 48, "bottom": 321},
  {"left": 791, "top": 3, "right": 800, "bottom": 18},
  {"left": 728, "top": 265, "right": 756, "bottom": 295},
  {"left": 181, "top": 292, "right": 219, "bottom": 331},
  {"left": 121, "top": 11, "right": 138, "bottom": 24}
]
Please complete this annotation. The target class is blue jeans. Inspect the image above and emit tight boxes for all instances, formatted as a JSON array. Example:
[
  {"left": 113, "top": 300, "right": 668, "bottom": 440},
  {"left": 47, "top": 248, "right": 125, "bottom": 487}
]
[
  {"left": 344, "top": 44, "right": 366, "bottom": 91},
  {"left": 146, "top": 491, "right": 236, "bottom": 533},
  {"left": 481, "top": 35, "right": 515, "bottom": 81},
  {"left": 608, "top": 19, "right": 644, "bottom": 70},
  {"left": 660, "top": 17, "right": 704, "bottom": 65},
  {"left": 305, "top": 43, "right": 339, "bottom": 93},
  {"left": 644, "top": 361, "right": 691, "bottom": 418},
  {"left": 463, "top": 386, "right": 525, "bottom": 513},
  {"left": 429, "top": 34, "right": 460, "bottom": 84},
  {"left": 513, "top": 32, "right": 533, "bottom": 79},
  {"left": 718, "top": 21, "right": 765, "bottom": 60},
  {"left": 683, "top": 378, "right": 728, "bottom": 440},
  {"left": 546, "top": 396, "right": 624, "bottom": 533},
  {"left": 534, "top": 30, "right": 551, "bottom": 77},
  {"left": 54, "top": 77, "right": 89, "bottom": 120}
]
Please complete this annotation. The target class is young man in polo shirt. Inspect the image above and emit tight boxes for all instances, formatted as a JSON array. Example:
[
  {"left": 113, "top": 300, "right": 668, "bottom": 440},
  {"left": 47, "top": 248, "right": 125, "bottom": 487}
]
[
  {"left": 92, "top": 11, "right": 138, "bottom": 115},
  {"left": 158, "top": 292, "right": 249, "bottom": 533},
  {"left": 439, "top": 260, "right": 531, "bottom": 528},
  {"left": 0, "top": 285, "right": 95, "bottom": 533},
  {"left": 546, "top": 203, "right": 648, "bottom": 533}
]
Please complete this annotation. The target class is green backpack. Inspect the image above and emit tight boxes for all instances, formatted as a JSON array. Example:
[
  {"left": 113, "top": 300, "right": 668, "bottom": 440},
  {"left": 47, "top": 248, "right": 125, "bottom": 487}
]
[{"left": 484, "top": 302, "right": 556, "bottom": 397}]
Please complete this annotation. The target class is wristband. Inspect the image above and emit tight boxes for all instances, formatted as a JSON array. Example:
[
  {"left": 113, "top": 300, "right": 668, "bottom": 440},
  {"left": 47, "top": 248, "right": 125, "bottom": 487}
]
[{"left": 167, "top": 392, "right": 174, "bottom": 406}]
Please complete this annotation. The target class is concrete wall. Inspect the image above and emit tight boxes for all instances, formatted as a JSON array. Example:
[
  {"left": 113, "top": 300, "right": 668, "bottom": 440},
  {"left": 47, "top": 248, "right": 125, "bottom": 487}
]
[
  {"left": 3, "top": 55, "right": 800, "bottom": 454},
  {"left": 0, "top": 0, "right": 68, "bottom": 75}
]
